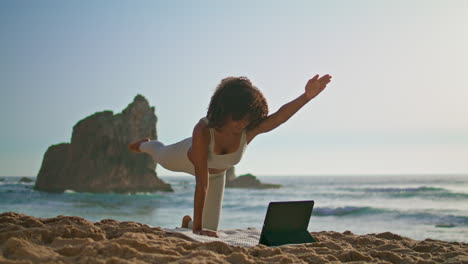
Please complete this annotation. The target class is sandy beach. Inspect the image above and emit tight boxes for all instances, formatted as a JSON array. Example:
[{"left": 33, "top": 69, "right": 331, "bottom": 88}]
[{"left": 1, "top": 212, "right": 467, "bottom": 264}]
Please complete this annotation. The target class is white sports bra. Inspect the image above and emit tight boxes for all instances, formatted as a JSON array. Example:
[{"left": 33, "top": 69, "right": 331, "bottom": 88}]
[{"left": 201, "top": 117, "right": 248, "bottom": 170}]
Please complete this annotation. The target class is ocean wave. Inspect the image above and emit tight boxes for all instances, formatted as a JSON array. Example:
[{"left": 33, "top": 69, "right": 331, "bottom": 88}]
[
  {"left": 313, "top": 206, "right": 386, "bottom": 216},
  {"left": 340, "top": 186, "right": 468, "bottom": 199},
  {"left": 340, "top": 186, "right": 448, "bottom": 193},
  {"left": 0, "top": 183, "right": 34, "bottom": 193},
  {"left": 312, "top": 206, "right": 468, "bottom": 227},
  {"left": 312, "top": 206, "right": 468, "bottom": 226},
  {"left": 395, "top": 192, "right": 468, "bottom": 199},
  {"left": 399, "top": 212, "right": 468, "bottom": 227},
  {"left": 363, "top": 186, "right": 446, "bottom": 193}
]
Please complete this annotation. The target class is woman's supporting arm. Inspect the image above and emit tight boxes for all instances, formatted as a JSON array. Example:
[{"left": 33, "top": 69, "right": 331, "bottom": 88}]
[
  {"left": 192, "top": 172, "right": 208, "bottom": 231},
  {"left": 189, "top": 120, "right": 218, "bottom": 237}
]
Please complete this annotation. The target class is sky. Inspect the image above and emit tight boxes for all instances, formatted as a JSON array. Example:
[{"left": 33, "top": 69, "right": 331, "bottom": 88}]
[{"left": 1, "top": 0, "right": 467, "bottom": 177}]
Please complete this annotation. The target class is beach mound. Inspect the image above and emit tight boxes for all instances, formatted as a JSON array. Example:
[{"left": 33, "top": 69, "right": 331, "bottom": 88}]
[
  {"left": 1, "top": 212, "right": 467, "bottom": 264},
  {"left": 34, "top": 95, "right": 172, "bottom": 193}
]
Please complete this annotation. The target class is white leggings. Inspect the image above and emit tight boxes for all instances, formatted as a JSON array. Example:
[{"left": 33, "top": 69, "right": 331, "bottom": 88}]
[
  {"left": 187, "top": 172, "right": 225, "bottom": 231},
  {"left": 140, "top": 140, "right": 226, "bottom": 231}
]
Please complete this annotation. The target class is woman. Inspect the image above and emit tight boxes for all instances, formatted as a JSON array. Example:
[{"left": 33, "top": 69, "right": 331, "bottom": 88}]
[{"left": 128, "top": 74, "right": 332, "bottom": 237}]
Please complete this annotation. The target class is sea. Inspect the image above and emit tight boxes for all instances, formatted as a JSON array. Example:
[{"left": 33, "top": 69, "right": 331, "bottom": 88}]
[{"left": 1, "top": 174, "right": 467, "bottom": 243}]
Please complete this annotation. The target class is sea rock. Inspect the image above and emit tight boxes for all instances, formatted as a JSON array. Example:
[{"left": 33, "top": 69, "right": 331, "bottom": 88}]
[
  {"left": 226, "top": 172, "right": 282, "bottom": 189},
  {"left": 19, "top": 177, "right": 34, "bottom": 183},
  {"left": 34, "top": 95, "right": 173, "bottom": 193}
]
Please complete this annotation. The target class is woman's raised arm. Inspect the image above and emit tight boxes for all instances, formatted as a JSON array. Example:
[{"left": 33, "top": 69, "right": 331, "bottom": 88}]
[{"left": 247, "top": 74, "right": 332, "bottom": 142}]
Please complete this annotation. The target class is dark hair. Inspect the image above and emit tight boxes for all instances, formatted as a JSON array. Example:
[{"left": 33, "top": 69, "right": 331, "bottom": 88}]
[{"left": 206, "top": 76, "right": 268, "bottom": 130}]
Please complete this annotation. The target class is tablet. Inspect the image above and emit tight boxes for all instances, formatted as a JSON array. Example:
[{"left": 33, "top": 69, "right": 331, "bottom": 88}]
[{"left": 259, "top": 200, "right": 316, "bottom": 246}]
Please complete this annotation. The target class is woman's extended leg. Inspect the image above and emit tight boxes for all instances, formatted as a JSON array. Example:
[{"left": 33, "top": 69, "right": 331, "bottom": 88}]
[
  {"left": 139, "top": 140, "right": 165, "bottom": 162},
  {"left": 139, "top": 138, "right": 195, "bottom": 175},
  {"left": 187, "top": 172, "right": 226, "bottom": 231}
]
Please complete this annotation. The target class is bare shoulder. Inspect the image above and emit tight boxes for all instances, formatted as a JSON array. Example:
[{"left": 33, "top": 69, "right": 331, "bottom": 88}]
[{"left": 192, "top": 118, "right": 211, "bottom": 146}]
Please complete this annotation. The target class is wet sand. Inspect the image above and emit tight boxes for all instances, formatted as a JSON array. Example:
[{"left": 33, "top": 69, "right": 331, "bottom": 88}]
[{"left": 1, "top": 212, "right": 467, "bottom": 264}]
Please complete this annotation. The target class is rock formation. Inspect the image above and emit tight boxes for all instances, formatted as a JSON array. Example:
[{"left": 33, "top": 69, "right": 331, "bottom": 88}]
[
  {"left": 19, "top": 177, "right": 34, "bottom": 183},
  {"left": 225, "top": 168, "right": 282, "bottom": 189},
  {"left": 34, "top": 95, "right": 172, "bottom": 193}
]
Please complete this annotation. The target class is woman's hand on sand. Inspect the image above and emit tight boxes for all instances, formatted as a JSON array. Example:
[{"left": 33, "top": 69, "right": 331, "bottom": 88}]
[
  {"left": 304, "top": 74, "right": 332, "bottom": 100},
  {"left": 193, "top": 229, "right": 219, "bottom": 238},
  {"left": 128, "top": 138, "right": 150, "bottom": 152}
]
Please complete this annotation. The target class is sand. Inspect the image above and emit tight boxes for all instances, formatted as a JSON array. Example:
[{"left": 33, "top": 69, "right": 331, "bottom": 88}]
[{"left": 0, "top": 212, "right": 467, "bottom": 264}]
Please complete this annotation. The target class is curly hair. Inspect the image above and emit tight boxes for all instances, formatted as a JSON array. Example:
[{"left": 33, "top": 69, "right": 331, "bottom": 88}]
[{"left": 206, "top": 76, "right": 269, "bottom": 130}]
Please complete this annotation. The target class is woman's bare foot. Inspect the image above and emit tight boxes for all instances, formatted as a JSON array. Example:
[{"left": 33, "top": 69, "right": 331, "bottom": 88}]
[
  {"left": 128, "top": 138, "right": 150, "bottom": 152},
  {"left": 182, "top": 215, "right": 191, "bottom": 228}
]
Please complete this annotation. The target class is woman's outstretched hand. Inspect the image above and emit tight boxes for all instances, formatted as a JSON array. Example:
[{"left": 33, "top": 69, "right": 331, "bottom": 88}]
[
  {"left": 193, "top": 229, "right": 219, "bottom": 238},
  {"left": 128, "top": 138, "right": 150, "bottom": 152},
  {"left": 304, "top": 74, "right": 332, "bottom": 100}
]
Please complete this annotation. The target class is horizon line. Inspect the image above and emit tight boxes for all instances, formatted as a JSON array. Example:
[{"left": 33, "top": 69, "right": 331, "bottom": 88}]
[{"left": 2, "top": 172, "right": 467, "bottom": 178}]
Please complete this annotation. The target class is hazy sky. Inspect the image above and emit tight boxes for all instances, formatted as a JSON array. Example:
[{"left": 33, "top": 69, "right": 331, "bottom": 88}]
[{"left": 1, "top": 1, "right": 467, "bottom": 177}]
